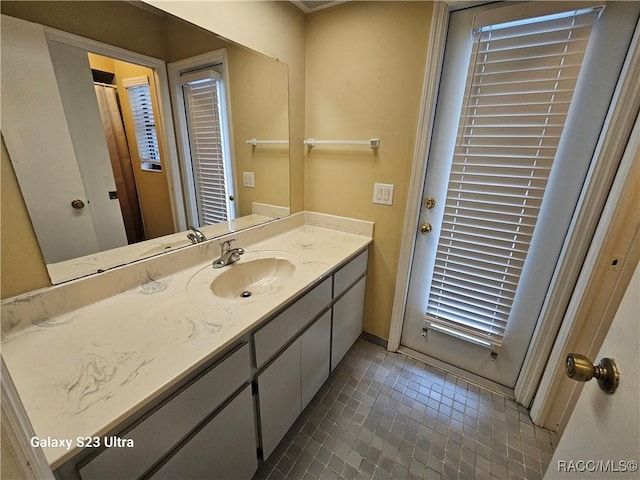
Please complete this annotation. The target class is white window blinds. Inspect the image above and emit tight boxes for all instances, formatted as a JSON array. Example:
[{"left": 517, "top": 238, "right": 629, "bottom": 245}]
[
  {"left": 123, "top": 76, "right": 161, "bottom": 171},
  {"left": 181, "top": 70, "right": 231, "bottom": 225},
  {"left": 425, "top": 7, "right": 599, "bottom": 348}
]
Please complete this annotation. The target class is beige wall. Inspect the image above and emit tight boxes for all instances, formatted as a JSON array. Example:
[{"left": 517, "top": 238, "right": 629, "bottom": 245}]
[
  {"left": 1, "top": 137, "right": 50, "bottom": 299},
  {"left": 145, "top": 0, "right": 307, "bottom": 213},
  {"left": 228, "top": 48, "right": 290, "bottom": 215},
  {"left": 305, "top": 1, "right": 432, "bottom": 339}
]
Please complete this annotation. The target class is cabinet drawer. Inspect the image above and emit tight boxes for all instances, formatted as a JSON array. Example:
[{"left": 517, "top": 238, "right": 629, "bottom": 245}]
[
  {"left": 78, "top": 343, "right": 251, "bottom": 480},
  {"left": 254, "top": 278, "right": 331, "bottom": 368},
  {"left": 334, "top": 249, "right": 368, "bottom": 298}
]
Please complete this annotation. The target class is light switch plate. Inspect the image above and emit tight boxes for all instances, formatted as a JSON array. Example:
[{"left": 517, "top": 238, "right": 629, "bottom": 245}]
[
  {"left": 243, "top": 171, "right": 255, "bottom": 188},
  {"left": 373, "top": 183, "right": 394, "bottom": 205}
]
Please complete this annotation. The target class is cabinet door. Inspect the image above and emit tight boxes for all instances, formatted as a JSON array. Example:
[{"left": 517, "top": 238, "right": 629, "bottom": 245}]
[
  {"left": 332, "top": 277, "right": 366, "bottom": 371},
  {"left": 301, "top": 311, "right": 331, "bottom": 409},
  {"left": 79, "top": 343, "right": 250, "bottom": 480},
  {"left": 151, "top": 386, "right": 257, "bottom": 480},
  {"left": 257, "top": 340, "right": 301, "bottom": 459}
]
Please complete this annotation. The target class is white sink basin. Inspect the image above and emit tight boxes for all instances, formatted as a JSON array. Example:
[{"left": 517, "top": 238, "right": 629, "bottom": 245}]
[{"left": 187, "top": 257, "right": 296, "bottom": 299}]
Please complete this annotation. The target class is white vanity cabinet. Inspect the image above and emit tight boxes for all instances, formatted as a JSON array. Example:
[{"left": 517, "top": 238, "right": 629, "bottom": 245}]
[
  {"left": 256, "top": 248, "right": 368, "bottom": 460},
  {"left": 57, "top": 246, "right": 369, "bottom": 479}
]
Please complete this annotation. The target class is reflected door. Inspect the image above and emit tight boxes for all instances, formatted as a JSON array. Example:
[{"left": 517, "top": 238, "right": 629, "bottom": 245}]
[
  {"left": 401, "top": 1, "right": 640, "bottom": 388},
  {"left": 180, "top": 68, "right": 236, "bottom": 226},
  {"left": 1, "top": 15, "right": 127, "bottom": 264}
]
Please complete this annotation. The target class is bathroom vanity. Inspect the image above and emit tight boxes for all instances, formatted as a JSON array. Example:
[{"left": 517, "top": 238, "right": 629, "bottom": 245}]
[{"left": 0, "top": 212, "right": 372, "bottom": 479}]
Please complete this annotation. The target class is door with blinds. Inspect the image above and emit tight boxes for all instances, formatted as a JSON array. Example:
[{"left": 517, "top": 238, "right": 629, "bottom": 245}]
[
  {"left": 178, "top": 68, "right": 236, "bottom": 226},
  {"left": 401, "top": 1, "right": 640, "bottom": 388}
]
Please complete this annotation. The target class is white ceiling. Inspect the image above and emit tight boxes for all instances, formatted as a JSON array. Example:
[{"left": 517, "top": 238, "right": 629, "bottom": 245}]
[{"left": 291, "top": 1, "right": 347, "bottom": 14}]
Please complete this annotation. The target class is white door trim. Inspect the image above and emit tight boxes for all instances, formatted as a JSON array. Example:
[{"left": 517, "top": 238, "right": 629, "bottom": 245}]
[
  {"left": 389, "top": 2, "right": 640, "bottom": 410},
  {"left": 387, "top": 0, "right": 449, "bottom": 352},
  {"left": 43, "top": 26, "right": 187, "bottom": 232}
]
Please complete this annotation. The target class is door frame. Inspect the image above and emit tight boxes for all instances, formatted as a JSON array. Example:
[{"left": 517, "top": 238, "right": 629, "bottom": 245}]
[
  {"left": 43, "top": 26, "right": 188, "bottom": 233},
  {"left": 388, "top": 0, "right": 640, "bottom": 414}
]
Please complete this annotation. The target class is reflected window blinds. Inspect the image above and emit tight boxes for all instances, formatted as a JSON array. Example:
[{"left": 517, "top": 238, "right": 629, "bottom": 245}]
[
  {"left": 181, "top": 70, "right": 230, "bottom": 225},
  {"left": 425, "top": 7, "right": 599, "bottom": 348},
  {"left": 123, "top": 76, "right": 161, "bottom": 171}
]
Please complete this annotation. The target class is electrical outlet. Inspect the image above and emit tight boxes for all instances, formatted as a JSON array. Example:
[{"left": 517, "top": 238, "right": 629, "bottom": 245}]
[
  {"left": 243, "top": 171, "right": 255, "bottom": 188},
  {"left": 373, "top": 183, "right": 394, "bottom": 205}
]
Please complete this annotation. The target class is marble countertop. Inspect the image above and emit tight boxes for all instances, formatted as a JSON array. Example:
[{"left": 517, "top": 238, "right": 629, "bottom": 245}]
[{"left": 1, "top": 215, "right": 372, "bottom": 469}]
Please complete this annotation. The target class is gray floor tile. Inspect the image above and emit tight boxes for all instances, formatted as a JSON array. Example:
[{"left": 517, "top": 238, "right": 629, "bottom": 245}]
[{"left": 253, "top": 338, "right": 558, "bottom": 480}]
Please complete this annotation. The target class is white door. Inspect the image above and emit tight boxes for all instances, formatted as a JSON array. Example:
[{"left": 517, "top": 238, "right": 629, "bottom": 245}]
[
  {"left": 401, "top": 2, "right": 640, "bottom": 388},
  {"left": 1, "top": 15, "right": 100, "bottom": 263},
  {"left": 1, "top": 15, "right": 128, "bottom": 264},
  {"left": 543, "top": 263, "right": 639, "bottom": 480},
  {"left": 169, "top": 55, "right": 236, "bottom": 228}
]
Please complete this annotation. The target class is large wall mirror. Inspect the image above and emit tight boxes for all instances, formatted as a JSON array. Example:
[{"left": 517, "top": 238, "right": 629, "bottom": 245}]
[{"left": 0, "top": 1, "right": 290, "bottom": 284}]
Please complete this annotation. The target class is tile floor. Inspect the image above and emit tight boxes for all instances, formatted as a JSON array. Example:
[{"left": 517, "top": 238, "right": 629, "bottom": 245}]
[{"left": 253, "top": 338, "right": 560, "bottom": 480}]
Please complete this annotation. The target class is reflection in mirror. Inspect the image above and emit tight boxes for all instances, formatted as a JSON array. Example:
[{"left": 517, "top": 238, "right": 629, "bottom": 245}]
[{"left": 0, "top": 1, "right": 290, "bottom": 285}]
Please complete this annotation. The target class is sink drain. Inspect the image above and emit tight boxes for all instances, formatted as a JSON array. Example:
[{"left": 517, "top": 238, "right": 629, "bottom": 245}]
[{"left": 240, "top": 291, "right": 252, "bottom": 298}]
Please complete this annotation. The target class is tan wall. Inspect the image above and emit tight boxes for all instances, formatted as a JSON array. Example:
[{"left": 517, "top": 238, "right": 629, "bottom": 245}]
[
  {"left": 0, "top": 1, "right": 166, "bottom": 58},
  {"left": 146, "top": 0, "right": 307, "bottom": 213},
  {"left": 1, "top": 137, "right": 50, "bottom": 299},
  {"left": 228, "top": 47, "right": 290, "bottom": 216},
  {"left": 305, "top": 1, "right": 432, "bottom": 340}
]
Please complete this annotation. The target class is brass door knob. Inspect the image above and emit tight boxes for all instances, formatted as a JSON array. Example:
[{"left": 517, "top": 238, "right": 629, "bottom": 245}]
[
  {"left": 420, "top": 223, "right": 432, "bottom": 235},
  {"left": 566, "top": 353, "right": 619, "bottom": 394},
  {"left": 71, "top": 199, "right": 85, "bottom": 209}
]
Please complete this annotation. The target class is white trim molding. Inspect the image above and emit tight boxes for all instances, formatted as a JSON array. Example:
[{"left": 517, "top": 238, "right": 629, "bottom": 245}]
[
  {"left": 1, "top": 357, "right": 54, "bottom": 479},
  {"left": 387, "top": 0, "right": 449, "bottom": 352}
]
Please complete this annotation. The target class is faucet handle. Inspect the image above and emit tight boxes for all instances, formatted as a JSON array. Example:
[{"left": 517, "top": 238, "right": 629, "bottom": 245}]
[{"left": 220, "top": 238, "right": 237, "bottom": 252}]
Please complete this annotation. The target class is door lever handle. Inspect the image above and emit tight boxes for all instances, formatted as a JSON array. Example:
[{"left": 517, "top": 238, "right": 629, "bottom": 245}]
[{"left": 565, "top": 353, "right": 619, "bottom": 394}]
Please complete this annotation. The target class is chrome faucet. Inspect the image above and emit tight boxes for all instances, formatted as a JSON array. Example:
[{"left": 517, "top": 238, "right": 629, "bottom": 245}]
[
  {"left": 187, "top": 226, "right": 207, "bottom": 244},
  {"left": 213, "top": 238, "right": 244, "bottom": 268}
]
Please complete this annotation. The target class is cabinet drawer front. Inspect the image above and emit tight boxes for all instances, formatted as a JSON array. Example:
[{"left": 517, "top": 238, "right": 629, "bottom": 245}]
[
  {"left": 254, "top": 278, "right": 331, "bottom": 368},
  {"left": 334, "top": 249, "right": 368, "bottom": 298},
  {"left": 79, "top": 343, "right": 250, "bottom": 480}
]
